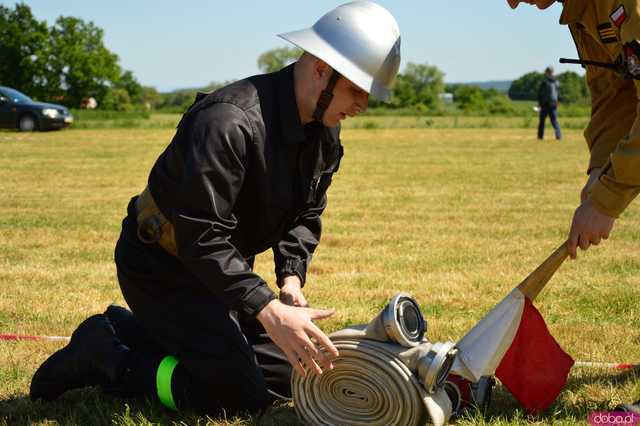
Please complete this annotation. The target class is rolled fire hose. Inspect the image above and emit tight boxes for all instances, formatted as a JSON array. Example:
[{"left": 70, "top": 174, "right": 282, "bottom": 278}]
[
  {"left": 291, "top": 338, "right": 454, "bottom": 426},
  {"left": 288, "top": 294, "right": 457, "bottom": 426}
]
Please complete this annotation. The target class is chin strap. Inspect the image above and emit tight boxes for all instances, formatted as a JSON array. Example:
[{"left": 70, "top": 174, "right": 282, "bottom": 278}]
[{"left": 312, "top": 70, "right": 341, "bottom": 123}]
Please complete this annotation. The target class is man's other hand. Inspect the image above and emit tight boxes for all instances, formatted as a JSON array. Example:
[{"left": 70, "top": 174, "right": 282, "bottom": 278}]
[
  {"left": 280, "top": 274, "right": 308, "bottom": 307},
  {"left": 256, "top": 299, "right": 339, "bottom": 377},
  {"left": 568, "top": 199, "right": 615, "bottom": 259}
]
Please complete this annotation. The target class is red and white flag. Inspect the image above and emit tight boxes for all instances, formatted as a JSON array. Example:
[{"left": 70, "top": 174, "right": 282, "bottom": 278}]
[
  {"left": 495, "top": 296, "right": 574, "bottom": 412},
  {"left": 451, "top": 242, "right": 574, "bottom": 412}
]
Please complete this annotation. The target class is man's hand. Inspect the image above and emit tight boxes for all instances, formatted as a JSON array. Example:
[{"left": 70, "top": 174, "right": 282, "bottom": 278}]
[
  {"left": 581, "top": 168, "right": 602, "bottom": 203},
  {"left": 256, "top": 299, "right": 339, "bottom": 377},
  {"left": 280, "top": 274, "right": 308, "bottom": 307},
  {"left": 568, "top": 199, "right": 616, "bottom": 259}
]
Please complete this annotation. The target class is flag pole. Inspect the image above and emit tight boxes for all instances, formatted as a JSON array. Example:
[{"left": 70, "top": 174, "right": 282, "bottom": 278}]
[
  {"left": 452, "top": 240, "right": 572, "bottom": 384},
  {"left": 516, "top": 240, "right": 569, "bottom": 301}
]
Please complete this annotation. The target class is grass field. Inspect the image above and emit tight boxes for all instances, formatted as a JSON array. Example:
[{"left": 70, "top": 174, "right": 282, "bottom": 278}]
[
  {"left": 0, "top": 122, "right": 639, "bottom": 425},
  {"left": 68, "top": 112, "right": 591, "bottom": 131}
]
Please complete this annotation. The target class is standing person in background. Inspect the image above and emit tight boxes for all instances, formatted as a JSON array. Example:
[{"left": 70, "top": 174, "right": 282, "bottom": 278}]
[
  {"left": 537, "top": 66, "right": 562, "bottom": 140},
  {"left": 507, "top": 0, "right": 640, "bottom": 414}
]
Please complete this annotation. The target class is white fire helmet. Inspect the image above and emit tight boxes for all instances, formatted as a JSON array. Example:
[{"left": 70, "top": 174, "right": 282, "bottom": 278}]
[{"left": 278, "top": 1, "right": 401, "bottom": 102}]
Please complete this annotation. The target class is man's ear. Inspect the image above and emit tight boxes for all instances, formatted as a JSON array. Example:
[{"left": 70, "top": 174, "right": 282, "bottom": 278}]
[{"left": 313, "top": 58, "right": 331, "bottom": 81}]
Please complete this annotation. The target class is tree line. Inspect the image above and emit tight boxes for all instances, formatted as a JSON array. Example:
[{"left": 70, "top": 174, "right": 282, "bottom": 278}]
[
  {"left": 2, "top": 3, "right": 589, "bottom": 113},
  {"left": 251, "top": 47, "right": 589, "bottom": 113},
  {"left": 0, "top": 3, "right": 157, "bottom": 110},
  {"left": 154, "top": 47, "right": 591, "bottom": 114},
  {"left": 508, "top": 71, "right": 589, "bottom": 104}
]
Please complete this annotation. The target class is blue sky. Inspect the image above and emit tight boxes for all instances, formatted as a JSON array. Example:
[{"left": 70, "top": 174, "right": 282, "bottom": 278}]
[{"left": 4, "top": 1, "right": 581, "bottom": 92}]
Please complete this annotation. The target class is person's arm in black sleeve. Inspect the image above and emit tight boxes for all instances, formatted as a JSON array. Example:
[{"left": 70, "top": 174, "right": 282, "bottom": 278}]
[
  {"left": 171, "top": 102, "right": 276, "bottom": 316},
  {"left": 273, "top": 192, "right": 327, "bottom": 288},
  {"left": 273, "top": 127, "right": 342, "bottom": 289}
]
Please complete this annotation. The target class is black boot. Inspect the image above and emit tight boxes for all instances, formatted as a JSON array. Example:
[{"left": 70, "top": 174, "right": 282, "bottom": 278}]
[
  {"left": 104, "top": 304, "right": 163, "bottom": 353},
  {"left": 615, "top": 400, "right": 640, "bottom": 414},
  {"left": 30, "top": 314, "right": 130, "bottom": 401}
]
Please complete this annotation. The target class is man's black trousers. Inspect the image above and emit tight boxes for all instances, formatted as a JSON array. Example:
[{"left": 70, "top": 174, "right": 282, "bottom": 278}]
[{"left": 112, "top": 197, "right": 284, "bottom": 414}]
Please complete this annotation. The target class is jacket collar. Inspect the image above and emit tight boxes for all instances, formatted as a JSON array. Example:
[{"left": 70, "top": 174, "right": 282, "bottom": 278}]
[
  {"left": 276, "top": 63, "right": 306, "bottom": 145},
  {"left": 559, "top": 0, "right": 587, "bottom": 25}
]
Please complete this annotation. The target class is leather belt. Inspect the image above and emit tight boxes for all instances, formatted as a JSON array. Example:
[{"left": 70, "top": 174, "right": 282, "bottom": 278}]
[{"left": 134, "top": 186, "right": 177, "bottom": 256}]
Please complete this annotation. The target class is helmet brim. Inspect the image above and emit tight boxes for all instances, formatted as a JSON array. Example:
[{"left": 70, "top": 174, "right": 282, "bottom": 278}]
[{"left": 279, "top": 28, "right": 392, "bottom": 102}]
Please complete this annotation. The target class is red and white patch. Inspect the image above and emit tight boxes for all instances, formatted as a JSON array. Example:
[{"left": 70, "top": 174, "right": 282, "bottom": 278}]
[{"left": 610, "top": 5, "right": 627, "bottom": 27}]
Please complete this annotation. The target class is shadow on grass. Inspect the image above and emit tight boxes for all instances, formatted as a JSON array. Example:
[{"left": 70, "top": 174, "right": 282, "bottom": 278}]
[
  {"left": 0, "top": 388, "right": 301, "bottom": 426},
  {"left": 462, "top": 367, "right": 640, "bottom": 425},
  {"left": 566, "top": 366, "right": 640, "bottom": 391},
  {"left": 2, "top": 370, "right": 637, "bottom": 425}
]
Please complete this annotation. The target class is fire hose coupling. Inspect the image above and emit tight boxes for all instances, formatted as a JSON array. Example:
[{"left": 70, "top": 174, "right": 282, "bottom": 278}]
[
  {"left": 378, "top": 293, "right": 459, "bottom": 393},
  {"left": 381, "top": 292, "right": 427, "bottom": 347},
  {"left": 329, "top": 292, "right": 459, "bottom": 394},
  {"left": 398, "top": 340, "right": 458, "bottom": 395},
  {"left": 415, "top": 342, "right": 458, "bottom": 394}
]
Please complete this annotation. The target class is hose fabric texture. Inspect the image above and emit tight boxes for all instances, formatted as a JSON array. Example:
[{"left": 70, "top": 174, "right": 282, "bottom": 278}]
[{"left": 291, "top": 337, "right": 452, "bottom": 426}]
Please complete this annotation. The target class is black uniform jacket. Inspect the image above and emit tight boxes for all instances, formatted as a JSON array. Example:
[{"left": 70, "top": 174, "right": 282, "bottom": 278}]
[{"left": 145, "top": 64, "right": 343, "bottom": 316}]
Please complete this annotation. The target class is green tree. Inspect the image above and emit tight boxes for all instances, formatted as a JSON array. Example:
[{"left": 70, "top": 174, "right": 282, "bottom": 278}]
[
  {"left": 451, "top": 85, "right": 487, "bottom": 112},
  {"left": 557, "top": 71, "right": 588, "bottom": 104},
  {"left": 445, "top": 84, "right": 515, "bottom": 114},
  {"left": 487, "top": 95, "right": 515, "bottom": 115},
  {"left": 257, "top": 47, "right": 303, "bottom": 73},
  {"left": 156, "top": 90, "right": 198, "bottom": 111},
  {"left": 508, "top": 71, "right": 545, "bottom": 101},
  {"left": 391, "top": 62, "right": 444, "bottom": 110},
  {"left": 114, "top": 70, "right": 144, "bottom": 105},
  {"left": 0, "top": 3, "right": 153, "bottom": 109},
  {"left": 141, "top": 86, "right": 160, "bottom": 109},
  {"left": 155, "top": 81, "right": 228, "bottom": 112},
  {"left": 391, "top": 74, "right": 419, "bottom": 107},
  {"left": 100, "top": 87, "right": 131, "bottom": 111},
  {"left": 0, "top": 3, "right": 50, "bottom": 99},
  {"left": 48, "top": 16, "right": 122, "bottom": 107}
]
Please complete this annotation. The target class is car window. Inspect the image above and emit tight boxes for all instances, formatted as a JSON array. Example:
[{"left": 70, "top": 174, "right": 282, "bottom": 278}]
[{"left": 0, "top": 88, "right": 32, "bottom": 103}]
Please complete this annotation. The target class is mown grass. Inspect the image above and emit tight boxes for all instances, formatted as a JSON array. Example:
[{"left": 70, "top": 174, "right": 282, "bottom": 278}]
[
  {"left": 64, "top": 112, "right": 590, "bottom": 131},
  {"left": 343, "top": 115, "right": 589, "bottom": 130},
  {"left": 69, "top": 113, "right": 179, "bottom": 130},
  {"left": 0, "top": 125, "right": 638, "bottom": 425},
  {"left": 70, "top": 110, "right": 151, "bottom": 121}
]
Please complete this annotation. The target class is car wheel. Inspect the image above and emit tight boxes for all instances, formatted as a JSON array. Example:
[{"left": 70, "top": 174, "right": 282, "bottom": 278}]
[{"left": 18, "top": 114, "right": 37, "bottom": 132}]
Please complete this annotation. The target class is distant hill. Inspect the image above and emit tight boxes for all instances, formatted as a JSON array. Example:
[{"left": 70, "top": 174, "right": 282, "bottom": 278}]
[
  {"left": 160, "top": 83, "right": 224, "bottom": 95},
  {"left": 450, "top": 80, "right": 512, "bottom": 93}
]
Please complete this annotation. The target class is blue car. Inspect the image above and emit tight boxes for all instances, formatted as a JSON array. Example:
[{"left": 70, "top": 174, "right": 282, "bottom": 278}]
[{"left": 0, "top": 86, "right": 73, "bottom": 131}]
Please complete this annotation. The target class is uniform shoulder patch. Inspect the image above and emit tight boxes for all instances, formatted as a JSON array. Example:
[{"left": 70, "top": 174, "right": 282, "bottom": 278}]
[
  {"left": 610, "top": 5, "right": 626, "bottom": 27},
  {"left": 597, "top": 22, "right": 618, "bottom": 44}
]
